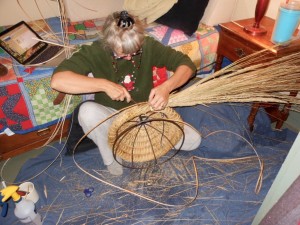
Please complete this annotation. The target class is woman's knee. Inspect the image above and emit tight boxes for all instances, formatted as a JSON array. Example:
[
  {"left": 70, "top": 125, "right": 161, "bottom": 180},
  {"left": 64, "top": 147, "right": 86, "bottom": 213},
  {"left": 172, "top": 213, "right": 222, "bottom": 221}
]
[
  {"left": 78, "top": 101, "right": 116, "bottom": 128},
  {"left": 78, "top": 102, "right": 99, "bottom": 126},
  {"left": 175, "top": 125, "right": 201, "bottom": 151}
]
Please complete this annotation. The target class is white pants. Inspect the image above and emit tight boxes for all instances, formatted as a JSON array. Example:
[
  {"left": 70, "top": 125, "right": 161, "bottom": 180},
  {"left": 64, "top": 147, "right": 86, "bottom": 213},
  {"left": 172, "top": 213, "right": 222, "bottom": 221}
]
[
  {"left": 78, "top": 102, "right": 201, "bottom": 165},
  {"left": 78, "top": 101, "right": 117, "bottom": 165}
]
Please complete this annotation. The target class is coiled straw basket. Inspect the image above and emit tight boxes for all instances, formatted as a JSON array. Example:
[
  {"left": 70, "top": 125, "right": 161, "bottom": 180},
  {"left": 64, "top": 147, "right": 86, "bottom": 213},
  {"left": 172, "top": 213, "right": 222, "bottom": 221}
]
[{"left": 108, "top": 103, "right": 184, "bottom": 168}]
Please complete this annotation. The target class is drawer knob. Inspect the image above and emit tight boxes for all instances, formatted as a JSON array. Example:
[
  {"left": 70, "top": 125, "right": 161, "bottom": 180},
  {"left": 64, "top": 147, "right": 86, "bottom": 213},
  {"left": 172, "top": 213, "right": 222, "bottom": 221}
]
[{"left": 234, "top": 48, "right": 246, "bottom": 58}]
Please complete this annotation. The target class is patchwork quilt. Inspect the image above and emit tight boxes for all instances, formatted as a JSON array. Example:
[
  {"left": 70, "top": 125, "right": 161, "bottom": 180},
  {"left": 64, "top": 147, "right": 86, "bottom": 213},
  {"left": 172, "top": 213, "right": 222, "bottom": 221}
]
[
  {"left": 0, "top": 17, "right": 219, "bottom": 134},
  {"left": 0, "top": 52, "right": 82, "bottom": 134},
  {"left": 146, "top": 23, "right": 219, "bottom": 75}
]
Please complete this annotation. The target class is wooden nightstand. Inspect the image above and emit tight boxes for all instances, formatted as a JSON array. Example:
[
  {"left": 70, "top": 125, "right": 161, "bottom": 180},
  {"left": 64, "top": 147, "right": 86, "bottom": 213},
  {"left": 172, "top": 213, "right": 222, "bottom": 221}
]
[
  {"left": 215, "top": 16, "right": 300, "bottom": 131},
  {"left": 0, "top": 119, "right": 70, "bottom": 160}
]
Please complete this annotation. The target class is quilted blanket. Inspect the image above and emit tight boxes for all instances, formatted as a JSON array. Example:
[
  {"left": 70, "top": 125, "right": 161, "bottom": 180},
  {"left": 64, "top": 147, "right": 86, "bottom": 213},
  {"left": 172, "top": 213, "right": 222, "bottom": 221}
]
[
  {"left": 0, "top": 50, "right": 82, "bottom": 134},
  {"left": 146, "top": 23, "right": 219, "bottom": 75}
]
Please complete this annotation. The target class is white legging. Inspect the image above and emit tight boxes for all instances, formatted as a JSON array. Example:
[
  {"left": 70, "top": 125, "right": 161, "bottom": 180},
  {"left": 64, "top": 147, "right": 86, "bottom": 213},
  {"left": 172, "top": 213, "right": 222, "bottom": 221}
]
[{"left": 78, "top": 101, "right": 201, "bottom": 166}]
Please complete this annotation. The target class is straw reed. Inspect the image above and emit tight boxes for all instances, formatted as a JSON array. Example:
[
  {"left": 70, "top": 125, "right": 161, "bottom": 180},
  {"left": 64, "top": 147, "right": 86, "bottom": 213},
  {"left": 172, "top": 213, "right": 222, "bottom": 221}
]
[{"left": 109, "top": 49, "right": 300, "bottom": 163}]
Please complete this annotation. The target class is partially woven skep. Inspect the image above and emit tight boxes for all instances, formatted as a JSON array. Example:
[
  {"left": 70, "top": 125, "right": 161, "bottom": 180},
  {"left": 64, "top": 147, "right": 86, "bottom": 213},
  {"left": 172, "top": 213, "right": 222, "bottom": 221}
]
[{"left": 108, "top": 103, "right": 183, "bottom": 163}]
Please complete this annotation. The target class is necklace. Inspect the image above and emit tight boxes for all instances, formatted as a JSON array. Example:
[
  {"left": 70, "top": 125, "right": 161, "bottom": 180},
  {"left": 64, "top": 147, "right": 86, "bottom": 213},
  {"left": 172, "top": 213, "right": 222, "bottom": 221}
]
[
  {"left": 112, "top": 51, "right": 143, "bottom": 92},
  {"left": 112, "top": 50, "right": 142, "bottom": 73}
]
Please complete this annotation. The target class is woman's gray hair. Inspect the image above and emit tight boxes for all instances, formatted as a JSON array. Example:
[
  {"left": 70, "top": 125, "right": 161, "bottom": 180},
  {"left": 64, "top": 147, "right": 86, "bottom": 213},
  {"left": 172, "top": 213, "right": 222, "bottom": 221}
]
[{"left": 101, "top": 11, "right": 145, "bottom": 54}]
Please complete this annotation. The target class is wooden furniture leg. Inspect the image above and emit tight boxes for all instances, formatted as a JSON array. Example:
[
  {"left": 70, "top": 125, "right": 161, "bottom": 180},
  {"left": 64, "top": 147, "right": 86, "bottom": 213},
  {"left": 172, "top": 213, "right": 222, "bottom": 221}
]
[
  {"left": 274, "top": 91, "right": 298, "bottom": 129},
  {"left": 248, "top": 103, "right": 261, "bottom": 131},
  {"left": 215, "top": 54, "right": 224, "bottom": 72},
  {"left": 248, "top": 91, "right": 298, "bottom": 131}
]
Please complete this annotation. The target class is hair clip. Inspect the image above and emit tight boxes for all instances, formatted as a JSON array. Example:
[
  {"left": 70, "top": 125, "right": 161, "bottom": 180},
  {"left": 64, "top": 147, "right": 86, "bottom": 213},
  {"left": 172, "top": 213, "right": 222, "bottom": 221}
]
[{"left": 117, "top": 11, "right": 134, "bottom": 28}]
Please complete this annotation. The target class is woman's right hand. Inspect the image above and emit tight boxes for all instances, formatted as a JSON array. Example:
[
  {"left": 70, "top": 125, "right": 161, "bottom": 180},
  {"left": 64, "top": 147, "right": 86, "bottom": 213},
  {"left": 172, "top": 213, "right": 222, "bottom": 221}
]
[{"left": 103, "top": 80, "right": 131, "bottom": 103}]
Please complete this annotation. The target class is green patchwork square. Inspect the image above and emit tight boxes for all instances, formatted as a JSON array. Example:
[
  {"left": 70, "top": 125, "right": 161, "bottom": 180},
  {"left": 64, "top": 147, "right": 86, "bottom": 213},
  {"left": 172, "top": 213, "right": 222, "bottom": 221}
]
[
  {"left": 75, "top": 24, "right": 86, "bottom": 31},
  {"left": 26, "top": 81, "right": 82, "bottom": 125},
  {"left": 68, "top": 34, "right": 76, "bottom": 40}
]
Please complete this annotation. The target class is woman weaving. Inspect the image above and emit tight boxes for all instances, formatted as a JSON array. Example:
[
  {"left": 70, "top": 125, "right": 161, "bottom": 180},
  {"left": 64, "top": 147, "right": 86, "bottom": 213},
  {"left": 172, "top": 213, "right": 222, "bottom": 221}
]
[{"left": 51, "top": 11, "right": 201, "bottom": 175}]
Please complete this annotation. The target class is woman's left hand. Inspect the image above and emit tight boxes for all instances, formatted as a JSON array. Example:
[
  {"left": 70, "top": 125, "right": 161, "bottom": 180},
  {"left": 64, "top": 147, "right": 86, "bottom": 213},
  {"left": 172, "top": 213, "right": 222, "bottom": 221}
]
[
  {"left": 148, "top": 85, "right": 170, "bottom": 111},
  {"left": 148, "top": 65, "right": 194, "bottom": 111}
]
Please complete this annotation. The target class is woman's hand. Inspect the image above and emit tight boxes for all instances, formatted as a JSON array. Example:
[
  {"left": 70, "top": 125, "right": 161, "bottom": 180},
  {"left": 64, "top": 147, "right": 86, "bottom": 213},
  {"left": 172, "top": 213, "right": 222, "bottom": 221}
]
[
  {"left": 148, "top": 65, "right": 194, "bottom": 110},
  {"left": 148, "top": 85, "right": 170, "bottom": 110},
  {"left": 103, "top": 80, "right": 132, "bottom": 103}
]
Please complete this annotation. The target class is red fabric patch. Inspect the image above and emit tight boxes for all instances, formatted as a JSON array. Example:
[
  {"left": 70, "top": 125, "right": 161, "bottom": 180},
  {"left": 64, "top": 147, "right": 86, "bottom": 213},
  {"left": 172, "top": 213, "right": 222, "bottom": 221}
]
[
  {"left": 13, "top": 93, "right": 29, "bottom": 117},
  {"left": 24, "top": 67, "right": 36, "bottom": 74},
  {"left": 0, "top": 96, "right": 6, "bottom": 130},
  {"left": 7, "top": 118, "right": 17, "bottom": 126},
  {"left": 68, "top": 25, "right": 76, "bottom": 34},
  {"left": 84, "top": 20, "right": 95, "bottom": 28},
  {"left": 17, "top": 77, "right": 24, "bottom": 83},
  {"left": 0, "top": 83, "right": 33, "bottom": 131},
  {"left": 152, "top": 66, "right": 168, "bottom": 87},
  {"left": 6, "top": 83, "right": 21, "bottom": 95},
  {"left": 21, "top": 119, "right": 34, "bottom": 130},
  {"left": 0, "top": 96, "right": 7, "bottom": 106}
]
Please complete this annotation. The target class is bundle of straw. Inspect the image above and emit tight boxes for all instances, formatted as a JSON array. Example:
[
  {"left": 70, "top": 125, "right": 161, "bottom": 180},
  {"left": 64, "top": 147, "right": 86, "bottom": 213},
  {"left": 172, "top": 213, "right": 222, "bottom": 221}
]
[
  {"left": 168, "top": 50, "right": 300, "bottom": 107},
  {"left": 109, "top": 50, "right": 300, "bottom": 164}
]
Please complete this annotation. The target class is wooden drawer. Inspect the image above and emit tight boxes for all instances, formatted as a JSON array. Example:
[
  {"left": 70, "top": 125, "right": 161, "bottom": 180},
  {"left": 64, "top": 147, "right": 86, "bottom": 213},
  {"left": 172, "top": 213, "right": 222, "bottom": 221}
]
[
  {"left": 0, "top": 119, "right": 70, "bottom": 160},
  {"left": 217, "top": 30, "right": 262, "bottom": 62}
]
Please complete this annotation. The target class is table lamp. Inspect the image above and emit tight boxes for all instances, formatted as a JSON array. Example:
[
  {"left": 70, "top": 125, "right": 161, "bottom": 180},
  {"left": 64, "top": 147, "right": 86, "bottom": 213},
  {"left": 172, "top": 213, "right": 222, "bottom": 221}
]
[{"left": 244, "top": 0, "right": 271, "bottom": 36}]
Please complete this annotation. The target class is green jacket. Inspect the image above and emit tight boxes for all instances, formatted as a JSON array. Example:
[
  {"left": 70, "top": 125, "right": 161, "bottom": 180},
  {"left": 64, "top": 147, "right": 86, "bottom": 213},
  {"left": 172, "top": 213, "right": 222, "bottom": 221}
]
[{"left": 54, "top": 36, "right": 196, "bottom": 110}]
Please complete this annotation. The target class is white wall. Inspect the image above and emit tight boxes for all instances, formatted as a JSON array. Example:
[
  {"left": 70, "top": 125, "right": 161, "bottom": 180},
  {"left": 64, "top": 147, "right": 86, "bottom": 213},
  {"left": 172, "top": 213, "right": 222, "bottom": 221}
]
[
  {"left": 201, "top": 0, "right": 239, "bottom": 26},
  {"left": 63, "top": 0, "right": 124, "bottom": 22},
  {"left": 266, "top": 0, "right": 283, "bottom": 19},
  {"left": 192, "top": 0, "right": 283, "bottom": 26},
  {"left": 0, "top": 0, "right": 124, "bottom": 26},
  {"left": 232, "top": 0, "right": 282, "bottom": 21},
  {"left": 252, "top": 132, "right": 300, "bottom": 224},
  {"left": 1, "top": 0, "right": 284, "bottom": 26},
  {"left": 0, "top": 0, "right": 60, "bottom": 26}
]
